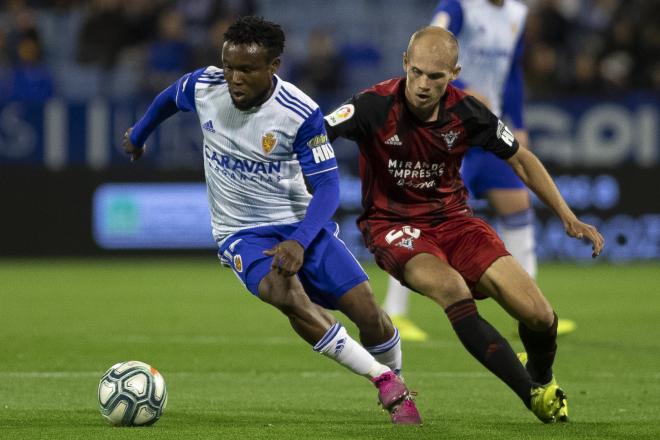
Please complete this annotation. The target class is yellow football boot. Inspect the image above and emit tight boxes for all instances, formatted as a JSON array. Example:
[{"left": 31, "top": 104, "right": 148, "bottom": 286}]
[
  {"left": 390, "top": 315, "right": 429, "bottom": 342},
  {"left": 519, "top": 352, "right": 568, "bottom": 422},
  {"left": 530, "top": 383, "right": 568, "bottom": 423}
]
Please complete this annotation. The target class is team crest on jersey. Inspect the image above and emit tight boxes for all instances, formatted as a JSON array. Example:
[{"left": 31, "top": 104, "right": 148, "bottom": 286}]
[
  {"left": 324, "top": 104, "right": 355, "bottom": 126},
  {"left": 440, "top": 130, "right": 460, "bottom": 149},
  {"left": 233, "top": 255, "right": 243, "bottom": 273},
  {"left": 261, "top": 132, "right": 277, "bottom": 154}
]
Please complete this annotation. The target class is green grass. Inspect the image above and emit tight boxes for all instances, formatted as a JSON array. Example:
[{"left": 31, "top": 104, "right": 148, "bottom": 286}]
[{"left": 1, "top": 258, "right": 659, "bottom": 439}]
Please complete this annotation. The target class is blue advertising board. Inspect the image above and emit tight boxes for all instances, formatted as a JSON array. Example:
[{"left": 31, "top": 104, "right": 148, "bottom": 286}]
[{"left": 2, "top": 94, "right": 658, "bottom": 169}]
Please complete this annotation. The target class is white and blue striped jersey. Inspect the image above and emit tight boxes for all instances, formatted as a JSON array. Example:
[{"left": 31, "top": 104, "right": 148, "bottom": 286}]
[
  {"left": 172, "top": 66, "right": 338, "bottom": 245},
  {"left": 432, "top": 0, "right": 527, "bottom": 127}
]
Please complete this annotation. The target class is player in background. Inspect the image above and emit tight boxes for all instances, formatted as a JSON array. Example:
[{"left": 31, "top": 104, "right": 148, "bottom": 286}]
[
  {"left": 325, "top": 26, "right": 604, "bottom": 422},
  {"left": 382, "top": 0, "right": 576, "bottom": 341},
  {"left": 122, "top": 16, "right": 420, "bottom": 425}
]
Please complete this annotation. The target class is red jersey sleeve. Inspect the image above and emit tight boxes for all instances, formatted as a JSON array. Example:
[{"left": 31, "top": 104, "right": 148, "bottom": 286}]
[
  {"left": 324, "top": 91, "right": 393, "bottom": 143},
  {"left": 324, "top": 96, "right": 364, "bottom": 142},
  {"left": 460, "top": 95, "right": 520, "bottom": 159}
]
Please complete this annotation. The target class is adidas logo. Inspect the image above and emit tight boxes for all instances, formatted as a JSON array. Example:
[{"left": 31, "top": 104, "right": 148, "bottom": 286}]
[
  {"left": 202, "top": 120, "right": 216, "bottom": 133},
  {"left": 385, "top": 134, "right": 402, "bottom": 146},
  {"left": 334, "top": 338, "right": 346, "bottom": 355}
]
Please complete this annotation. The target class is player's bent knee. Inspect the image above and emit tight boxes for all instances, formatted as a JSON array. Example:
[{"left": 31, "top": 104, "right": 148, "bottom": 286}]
[
  {"left": 521, "top": 302, "right": 555, "bottom": 330},
  {"left": 343, "top": 282, "right": 378, "bottom": 307},
  {"left": 337, "top": 282, "right": 383, "bottom": 322},
  {"left": 538, "top": 304, "right": 556, "bottom": 329},
  {"left": 257, "top": 273, "right": 284, "bottom": 302},
  {"left": 356, "top": 308, "right": 389, "bottom": 334},
  {"left": 532, "top": 290, "right": 555, "bottom": 329},
  {"left": 348, "top": 302, "right": 390, "bottom": 334}
]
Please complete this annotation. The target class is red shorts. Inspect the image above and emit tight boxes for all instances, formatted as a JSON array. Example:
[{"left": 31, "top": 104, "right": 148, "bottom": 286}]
[{"left": 359, "top": 216, "right": 509, "bottom": 298}]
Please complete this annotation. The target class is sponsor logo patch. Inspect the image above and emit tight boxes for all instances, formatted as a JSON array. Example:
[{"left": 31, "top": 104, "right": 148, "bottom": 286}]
[
  {"left": 387, "top": 158, "right": 445, "bottom": 189},
  {"left": 307, "top": 134, "right": 329, "bottom": 148},
  {"left": 496, "top": 120, "right": 515, "bottom": 147},
  {"left": 311, "top": 144, "right": 335, "bottom": 163},
  {"left": 324, "top": 104, "right": 355, "bottom": 126}
]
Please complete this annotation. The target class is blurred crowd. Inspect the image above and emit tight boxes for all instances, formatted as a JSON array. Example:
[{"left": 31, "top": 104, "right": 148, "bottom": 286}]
[
  {"left": 0, "top": 0, "right": 255, "bottom": 101},
  {"left": 0, "top": 0, "right": 657, "bottom": 104},
  {"left": 525, "top": 0, "right": 659, "bottom": 98}
]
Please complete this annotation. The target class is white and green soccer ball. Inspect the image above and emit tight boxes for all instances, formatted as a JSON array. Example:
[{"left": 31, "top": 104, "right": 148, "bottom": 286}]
[{"left": 98, "top": 360, "right": 168, "bottom": 426}]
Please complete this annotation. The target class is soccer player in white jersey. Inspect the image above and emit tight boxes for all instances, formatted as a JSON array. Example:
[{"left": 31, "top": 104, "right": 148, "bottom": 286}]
[
  {"left": 382, "top": 0, "right": 575, "bottom": 340},
  {"left": 122, "top": 16, "right": 420, "bottom": 424}
]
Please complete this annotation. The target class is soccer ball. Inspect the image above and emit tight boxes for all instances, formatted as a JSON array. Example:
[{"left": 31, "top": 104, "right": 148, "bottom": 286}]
[{"left": 98, "top": 360, "right": 168, "bottom": 426}]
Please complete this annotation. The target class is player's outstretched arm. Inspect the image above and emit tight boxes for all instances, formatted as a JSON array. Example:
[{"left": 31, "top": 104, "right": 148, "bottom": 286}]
[
  {"left": 507, "top": 147, "right": 605, "bottom": 257},
  {"left": 122, "top": 127, "right": 144, "bottom": 162},
  {"left": 511, "top": 130, "right": 529, "bottom": 149},
  {"left": 122, "top": 70, "right": 200, "bottom": 161}
]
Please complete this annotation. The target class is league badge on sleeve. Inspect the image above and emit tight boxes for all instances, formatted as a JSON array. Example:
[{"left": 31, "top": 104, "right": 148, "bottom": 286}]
[
  {"left": 262, "top": 132, "right": 277, "bottom": 154},
  {"left": 324, "top": 104, "right": 355, "bottom": 126}
]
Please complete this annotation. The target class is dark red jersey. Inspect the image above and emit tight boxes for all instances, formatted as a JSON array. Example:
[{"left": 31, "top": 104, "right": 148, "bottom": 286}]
[{"left": 324, "top": 78, "right": 519, "bottom": 227}]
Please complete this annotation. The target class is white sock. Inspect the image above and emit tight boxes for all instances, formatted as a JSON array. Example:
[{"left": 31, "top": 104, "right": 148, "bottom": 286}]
[
  {"left": 498, "top": 209, "right": 538, "bottom": 279},
  {"left": 383, "top": 275, "right": 410, "bottom": 316},
  {"left": 313, "top": 323, "right": 390, "bottom": 379},
  {"left": 366, "top": 327, "right": 402, "bottom": 375}
]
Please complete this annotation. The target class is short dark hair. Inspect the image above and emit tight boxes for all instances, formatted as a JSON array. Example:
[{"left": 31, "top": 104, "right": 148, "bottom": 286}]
[{"left": 223, "top": 16, "right": 285, "bottom": 60}]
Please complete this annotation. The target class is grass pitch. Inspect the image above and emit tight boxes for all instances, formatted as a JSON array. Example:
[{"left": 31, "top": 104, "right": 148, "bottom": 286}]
[{"left": 1, "top": 258, "right": 659, "bottom": 439}]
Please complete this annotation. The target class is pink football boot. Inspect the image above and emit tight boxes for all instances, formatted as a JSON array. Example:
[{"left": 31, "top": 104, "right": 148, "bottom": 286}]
[
  {"left": 371, "top": 371, "right": 422, "bottom": 425},
  {"left": 390, "top": 398, "right": 422, "bottom": 424}
]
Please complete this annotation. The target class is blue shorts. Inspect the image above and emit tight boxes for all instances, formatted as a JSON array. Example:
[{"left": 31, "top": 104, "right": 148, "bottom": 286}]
[
  {"left": 218, "top": 222, "right": 368, "bottom": 310},
  {"left": 462, "top": 147, "right": 525, "bottom": 199}
]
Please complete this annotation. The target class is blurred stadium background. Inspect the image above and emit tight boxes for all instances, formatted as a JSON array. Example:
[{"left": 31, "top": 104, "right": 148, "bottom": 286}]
[
  {"left": 0, "top": 0, "right": 658, "bottom": 259},
  {"left": 0, "top": 1, "right": 659, "bottom": 438}
]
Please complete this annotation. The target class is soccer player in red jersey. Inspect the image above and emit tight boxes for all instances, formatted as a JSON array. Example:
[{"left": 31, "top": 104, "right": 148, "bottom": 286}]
[{"left": 324, "top": 26, "right": 604, "bottom": 423}]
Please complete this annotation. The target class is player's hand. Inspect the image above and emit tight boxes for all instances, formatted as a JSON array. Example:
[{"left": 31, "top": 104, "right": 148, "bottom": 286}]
[
  {"left": 263, "top": 240, "right": 305, "bottom": 277},
  {"left": 564, "top": 218, "right": 605, "bottom": 258},
  {"left": 122, "top": 128, "right": 145, "bottom": 162}
]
